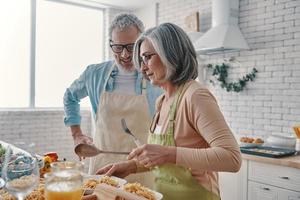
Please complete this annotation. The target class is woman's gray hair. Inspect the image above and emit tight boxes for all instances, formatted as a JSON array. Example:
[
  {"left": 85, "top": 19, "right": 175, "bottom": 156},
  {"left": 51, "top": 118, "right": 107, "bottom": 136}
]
[
  {"left": 133, "top": 23, "right": 198, "bottom": 86},
  {"left": 109, "top": 13, "right": 145, "bottom": 39}
]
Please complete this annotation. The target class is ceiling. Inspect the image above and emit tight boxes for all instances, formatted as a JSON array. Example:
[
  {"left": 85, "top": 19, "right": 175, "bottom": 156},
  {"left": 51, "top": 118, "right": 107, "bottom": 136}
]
[{"left": 89, "top": 0, "right": 159, "bottom": 9}]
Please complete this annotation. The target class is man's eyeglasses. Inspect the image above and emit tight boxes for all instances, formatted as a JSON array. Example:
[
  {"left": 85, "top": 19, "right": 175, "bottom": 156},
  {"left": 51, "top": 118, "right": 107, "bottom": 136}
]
[
  {"left": 109, "top": 40, "right": 135, "bottom": 53},
  {"left": 139, "top": 53, "right": 157, "bottom": 66}
]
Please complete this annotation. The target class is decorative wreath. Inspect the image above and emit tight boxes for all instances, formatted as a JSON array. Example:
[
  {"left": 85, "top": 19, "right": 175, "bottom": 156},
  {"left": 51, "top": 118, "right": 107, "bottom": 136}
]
[{"left": 206, "top": 60, "right": 258, "bottom": 92}]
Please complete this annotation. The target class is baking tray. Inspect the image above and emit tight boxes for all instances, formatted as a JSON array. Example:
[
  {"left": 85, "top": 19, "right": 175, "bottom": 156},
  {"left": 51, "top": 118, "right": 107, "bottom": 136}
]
[{"left": 240, "top": 146, "right": 296, "bottom": 158}]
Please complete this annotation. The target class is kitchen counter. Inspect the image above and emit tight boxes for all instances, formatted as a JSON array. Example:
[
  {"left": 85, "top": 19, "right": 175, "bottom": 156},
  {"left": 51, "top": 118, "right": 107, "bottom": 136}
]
[{"left": 242, "top": 153, "right": 300, "bottom": 169}]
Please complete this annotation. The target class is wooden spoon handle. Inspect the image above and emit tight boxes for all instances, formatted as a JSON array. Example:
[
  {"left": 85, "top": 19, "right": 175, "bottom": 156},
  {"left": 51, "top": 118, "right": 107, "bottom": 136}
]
[{"left": 100, "top": 150, "right": 130, "bottom": 155}]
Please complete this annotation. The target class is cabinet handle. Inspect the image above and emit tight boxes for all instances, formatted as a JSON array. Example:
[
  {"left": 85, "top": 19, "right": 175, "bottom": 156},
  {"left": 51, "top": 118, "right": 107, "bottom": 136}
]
[
  {"left": 278, "top": 176, "right": 289, "bottom": 180},
  {"left": 261, "top": 187, "right": 270, "bottom": 191}
]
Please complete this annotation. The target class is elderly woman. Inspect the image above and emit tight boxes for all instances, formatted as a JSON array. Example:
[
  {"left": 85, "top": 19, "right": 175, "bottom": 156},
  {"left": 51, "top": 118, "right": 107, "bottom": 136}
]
[{"left": 97, "top": 23, "right": 242, "bottom": 200}]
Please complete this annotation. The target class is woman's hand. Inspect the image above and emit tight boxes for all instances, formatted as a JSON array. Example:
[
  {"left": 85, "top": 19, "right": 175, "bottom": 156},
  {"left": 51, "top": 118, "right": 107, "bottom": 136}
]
[
  {"left": 95, "top": 160, "right": 137, "bottom": 178},
  {"left": 82, "top": 194, "right": 97, "bottom": 200},
  {"left": 127, "top": 144, "right": 176, "bottom": 168}
]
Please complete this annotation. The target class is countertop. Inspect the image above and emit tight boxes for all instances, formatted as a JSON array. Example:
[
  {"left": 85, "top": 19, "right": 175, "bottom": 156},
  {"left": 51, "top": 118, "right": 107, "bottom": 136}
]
[{"left": 242, "top": 153, "right": 300, "bottom": 169}]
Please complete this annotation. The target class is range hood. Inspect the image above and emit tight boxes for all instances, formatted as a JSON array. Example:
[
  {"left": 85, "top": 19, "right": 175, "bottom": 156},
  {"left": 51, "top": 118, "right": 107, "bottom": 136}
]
[{"left": 194, "top": 0, "right": 249, "bottom": 54}]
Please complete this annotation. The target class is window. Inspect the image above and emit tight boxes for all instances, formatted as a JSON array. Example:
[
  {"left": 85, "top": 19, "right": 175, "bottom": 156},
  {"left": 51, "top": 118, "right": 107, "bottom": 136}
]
[
  {"left": 36, "top": 0, "right": 103, "bottom": 107},
  {"left": 0, "top": 1, "right": 31, "bottom": 107},
  {"left": 0, "top": 0, "right": 104, "bottom": 108}
]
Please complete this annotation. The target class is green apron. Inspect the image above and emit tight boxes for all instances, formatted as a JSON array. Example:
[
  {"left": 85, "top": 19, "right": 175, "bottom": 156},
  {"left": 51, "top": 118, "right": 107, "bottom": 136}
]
[{"left": 148, "top": 83, "right": 220, "bottom": 200}]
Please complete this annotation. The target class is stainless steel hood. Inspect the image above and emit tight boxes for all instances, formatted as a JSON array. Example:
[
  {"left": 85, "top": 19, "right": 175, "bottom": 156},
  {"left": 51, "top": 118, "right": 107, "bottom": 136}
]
[{"left": 194, "top": 0, "right": 249, "bottom": 54}]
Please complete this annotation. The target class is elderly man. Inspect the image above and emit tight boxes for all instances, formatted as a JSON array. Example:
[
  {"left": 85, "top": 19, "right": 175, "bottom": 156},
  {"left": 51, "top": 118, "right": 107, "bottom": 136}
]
[{"left": 63, "top": 13, "right": 161, "bottom": 186}]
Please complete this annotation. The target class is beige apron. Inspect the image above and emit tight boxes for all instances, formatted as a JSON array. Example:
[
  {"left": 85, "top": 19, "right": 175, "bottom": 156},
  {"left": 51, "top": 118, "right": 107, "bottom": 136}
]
[{"left": 89, "top": 64, "right": 154, "bottom": 188}]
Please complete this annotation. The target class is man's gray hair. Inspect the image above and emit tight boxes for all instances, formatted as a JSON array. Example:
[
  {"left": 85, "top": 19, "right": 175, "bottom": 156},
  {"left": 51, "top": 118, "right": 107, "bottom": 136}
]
[
  {"left": 109, "top": 13, "right": 145, "bottom": 39},
  {"left": 133, "top": 23, "right": 198, "bottom": 85}
]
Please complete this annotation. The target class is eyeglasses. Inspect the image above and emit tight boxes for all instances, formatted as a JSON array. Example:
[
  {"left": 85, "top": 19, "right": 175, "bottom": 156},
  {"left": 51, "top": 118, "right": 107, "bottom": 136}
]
[
  {"left": 109, "top": 40, "right": 135, "bottom": 53},
  {"left": 139, "top": 53, "right": 157, "bottom": 66}
]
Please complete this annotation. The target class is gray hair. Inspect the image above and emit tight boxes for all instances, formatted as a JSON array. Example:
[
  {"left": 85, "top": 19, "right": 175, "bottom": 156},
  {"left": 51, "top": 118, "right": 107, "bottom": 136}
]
[
  {"left": 133, "top": 23, "right": 198, "bottom": 86},
  {"left": 109, "top": 13, "right": 145, "bottom": 39}
]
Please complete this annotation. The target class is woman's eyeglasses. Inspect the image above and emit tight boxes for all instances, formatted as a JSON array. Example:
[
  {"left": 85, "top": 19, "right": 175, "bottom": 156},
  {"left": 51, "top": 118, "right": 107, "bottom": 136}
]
[
  {"left": 139, "top": 53, "right": 157, "bottom": 66},
  {"left": 109, "top": 40, "right": 134, "bottom": 53}
]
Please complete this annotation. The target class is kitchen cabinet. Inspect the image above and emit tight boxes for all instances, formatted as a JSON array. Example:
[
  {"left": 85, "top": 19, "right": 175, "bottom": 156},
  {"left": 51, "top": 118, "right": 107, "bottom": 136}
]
[
  {"left": 219, "top": 160, "right": 247, "bottom": 200},
  {"left": 219, "top": 156, "right": 300, "bottom": 200},
  {"left": 281, "top": 189, "right": 300, "bottom": 200},
  {"left": 248, "top": 180, "right": 300, "bottom": 200},
  {"left": 248, "top": 181, "right": 279, "bottom": 200},
  {"left": 248, "top": 161, "right": 300, "bottom": 200}
]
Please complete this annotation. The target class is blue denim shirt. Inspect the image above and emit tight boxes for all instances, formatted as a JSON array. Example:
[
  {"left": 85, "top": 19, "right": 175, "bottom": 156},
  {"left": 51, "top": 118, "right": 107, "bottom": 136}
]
[{"left": 63, "top": 60, "right": 162, "bottom": 126}]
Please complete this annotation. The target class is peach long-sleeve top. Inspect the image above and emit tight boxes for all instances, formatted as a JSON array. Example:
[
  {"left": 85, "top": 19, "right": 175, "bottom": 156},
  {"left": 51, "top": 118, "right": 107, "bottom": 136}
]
[{"left": 155, "top": 80, "right": 242, "bottom": 196}]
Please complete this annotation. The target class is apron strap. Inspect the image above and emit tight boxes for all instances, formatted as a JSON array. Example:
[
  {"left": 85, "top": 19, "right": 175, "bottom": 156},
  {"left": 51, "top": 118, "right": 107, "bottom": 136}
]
[
  {"left": 166, "top": 86, "right": 183, "bottom": 136},
  {"left": 103, "top": 62, "right": 117, "bottom": 92},
  {"left": 149, "top": 81, "right": 191, "bottom": 136},
  {"left": 166, "top": 82, "right": 191, "bottom": 136}
]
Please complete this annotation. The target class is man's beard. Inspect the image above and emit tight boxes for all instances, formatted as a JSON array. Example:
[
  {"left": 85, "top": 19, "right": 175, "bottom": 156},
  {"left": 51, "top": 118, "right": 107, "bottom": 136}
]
[{"left": 116, "top": 61, "right": 135, "bottom": 74}]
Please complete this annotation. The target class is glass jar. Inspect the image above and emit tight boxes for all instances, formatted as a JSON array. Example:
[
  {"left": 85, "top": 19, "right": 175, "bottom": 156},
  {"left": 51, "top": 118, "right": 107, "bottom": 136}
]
[{"left": 45, "top": 161, "right": 83, "bottom": 200}]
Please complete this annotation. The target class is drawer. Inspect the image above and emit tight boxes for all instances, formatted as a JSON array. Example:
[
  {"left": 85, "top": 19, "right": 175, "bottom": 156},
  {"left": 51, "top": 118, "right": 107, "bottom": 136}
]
[
  {"left": 248, "top": 161, "right": 300, "bottom": 192},
  {"left": 248, "top": 181, "right": 280, "bottom": 200},
  {"left": 248, "top": 181, "right": 300, "bottom": 200}
]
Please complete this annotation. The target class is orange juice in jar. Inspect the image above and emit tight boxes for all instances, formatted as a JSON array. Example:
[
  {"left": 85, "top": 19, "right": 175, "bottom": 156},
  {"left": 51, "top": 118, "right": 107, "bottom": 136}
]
[
  {"left": 45, "top": 161, "right": 83, "bottom": 200},
  {"left": 45, "top": 181, "right": 83, "bottom": 200}
]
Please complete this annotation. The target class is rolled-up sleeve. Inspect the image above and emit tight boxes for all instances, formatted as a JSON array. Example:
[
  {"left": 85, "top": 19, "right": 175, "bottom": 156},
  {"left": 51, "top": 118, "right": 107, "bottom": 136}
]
[{"left": 63, "top": 68, "right": 89, "bottom": 126}]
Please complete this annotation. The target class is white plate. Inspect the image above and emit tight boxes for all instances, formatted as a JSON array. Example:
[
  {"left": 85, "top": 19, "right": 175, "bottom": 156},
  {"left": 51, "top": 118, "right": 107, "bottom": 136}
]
[
  {"left": 239, "top": 142, "right": 263, "bottom": 148},
  {"left": 93, "top": 183, "right": 163, "bottom": 200},
  {"left": 120, "top": 185, "right": 163, "bottom": 200},
  {"left": 83, "top": 174, "right": 127, "bottom": 186},
  {"left": 83, "top": 174, "right": 127, "bottom": 195},
  {"left": 152, "top": 190, "right": 163, "bottom": 200}
]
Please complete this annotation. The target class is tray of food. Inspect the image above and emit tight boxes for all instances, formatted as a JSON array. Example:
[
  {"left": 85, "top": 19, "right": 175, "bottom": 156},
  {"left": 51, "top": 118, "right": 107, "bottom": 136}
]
[
  {"left": 84, "top": 175, "right": 162, "bottom": 200},
  {"left": 94, "top": 182, "right": 163, "bottom": 200},
  {"left": 120, "top": 182, "right": 162, "bottom": 200},
  {"left": 240, "top": 146, "right": 296, "bottom": 158},
  {"left": 239, "top": 136, "right": 264, "bottom": 148},
  {"left": 83, "top": 175, "right": 127, "bottom": 195}
]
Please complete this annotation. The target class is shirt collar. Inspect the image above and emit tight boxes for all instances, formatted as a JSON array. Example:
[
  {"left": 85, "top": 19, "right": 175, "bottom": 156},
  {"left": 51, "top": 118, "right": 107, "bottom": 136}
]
[{"left": 107, "top": 63, "right": 143, "bottom": 94}]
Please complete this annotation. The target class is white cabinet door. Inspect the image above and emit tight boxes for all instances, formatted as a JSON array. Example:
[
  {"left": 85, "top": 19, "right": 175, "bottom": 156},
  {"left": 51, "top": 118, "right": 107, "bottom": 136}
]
[
  {"left": 279, "top": 187, "right": 300, "bottom": 200},
  {"left": 248, "top": 180, "right": 300, "bottom": 200},
  {"left": 248, "top": 161, "right": 300, "bottom": 192},
  {"left": 219, "top": 160, "right": 247, "bottom": 200},
  {"left": 248, "top": 181, "right": 279, "bottom": 200}
]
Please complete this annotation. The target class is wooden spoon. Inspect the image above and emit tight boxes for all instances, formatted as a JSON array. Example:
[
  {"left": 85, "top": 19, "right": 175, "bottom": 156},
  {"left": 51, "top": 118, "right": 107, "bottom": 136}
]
[{"left": 74, "top": 143, "right": 130, "bottom": 157}]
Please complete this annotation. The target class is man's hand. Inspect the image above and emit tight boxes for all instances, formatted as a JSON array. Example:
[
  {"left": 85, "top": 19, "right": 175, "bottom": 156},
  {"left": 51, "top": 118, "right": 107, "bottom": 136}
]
[
  {"left": 71, "top": 125, "right": 93, "bottom": 160},
  {"left": 71, "top": 125, "right": 93, "bottom": 144},
  {"left": 73, "top": 134, "right": 93, "bottom": 146}
]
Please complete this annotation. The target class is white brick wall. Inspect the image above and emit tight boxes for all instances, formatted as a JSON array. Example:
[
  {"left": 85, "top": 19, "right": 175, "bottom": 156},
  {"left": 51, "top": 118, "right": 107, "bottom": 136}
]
[
  {"left": 158, "top": 0, "right": 211, "bottom": 32},
  {"left": 0, "top": 109, "right": 91, "bottom": 163},
  {"left": 1, "top": 0, "right": 299, "bottom": 171},
  {"left": 158, "top": 0, "right": 300, "bottom": 139}
]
